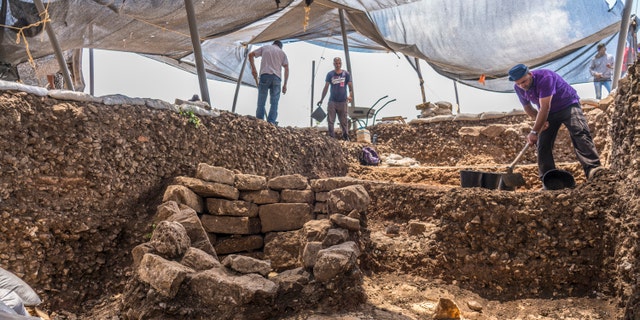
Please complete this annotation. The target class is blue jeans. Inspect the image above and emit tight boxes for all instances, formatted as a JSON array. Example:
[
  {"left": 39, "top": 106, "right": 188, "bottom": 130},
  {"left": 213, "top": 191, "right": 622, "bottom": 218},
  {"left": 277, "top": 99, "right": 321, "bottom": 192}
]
[
  {"left": 256, "top": 74, "right": 281, "bottom": 124},
  {"left": 593, "top": 80, "right": 611, "bottom": 99}
]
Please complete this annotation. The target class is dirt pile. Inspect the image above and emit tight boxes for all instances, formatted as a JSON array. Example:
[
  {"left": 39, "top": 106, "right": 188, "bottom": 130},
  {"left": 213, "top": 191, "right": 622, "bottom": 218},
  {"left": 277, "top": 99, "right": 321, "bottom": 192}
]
[{"left": 0, "top": 65, "right": 639, "bottom": 319}]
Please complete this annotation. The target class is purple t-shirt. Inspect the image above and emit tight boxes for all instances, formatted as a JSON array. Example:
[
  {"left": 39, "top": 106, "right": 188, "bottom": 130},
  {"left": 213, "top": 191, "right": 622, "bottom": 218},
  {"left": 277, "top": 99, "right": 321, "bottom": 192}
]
[
  {"left": 514, "top": 69, "right": 580, "bottom": 113},
  {"left": 326, "top": 70, "right": 351, "bottom": 102}
]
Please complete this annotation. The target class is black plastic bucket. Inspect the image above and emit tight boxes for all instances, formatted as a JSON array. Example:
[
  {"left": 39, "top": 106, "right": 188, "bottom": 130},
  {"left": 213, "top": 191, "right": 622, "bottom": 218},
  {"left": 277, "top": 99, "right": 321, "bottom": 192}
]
[
  {"left": 481, "top": 172, "right": 502, "bottom": 189},
  {"left": 542, "top": 169, "right": 576, "bottom": 190},
  {"left": 460, "top": 170, "right": 482, "bottom": 188}
]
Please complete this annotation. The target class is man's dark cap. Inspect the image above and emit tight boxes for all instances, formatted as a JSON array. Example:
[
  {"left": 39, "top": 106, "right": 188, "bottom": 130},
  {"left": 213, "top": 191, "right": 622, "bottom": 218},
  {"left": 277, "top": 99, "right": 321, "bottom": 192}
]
[{"left": 508, "top": 64, "right": 529, "bottom": 81}]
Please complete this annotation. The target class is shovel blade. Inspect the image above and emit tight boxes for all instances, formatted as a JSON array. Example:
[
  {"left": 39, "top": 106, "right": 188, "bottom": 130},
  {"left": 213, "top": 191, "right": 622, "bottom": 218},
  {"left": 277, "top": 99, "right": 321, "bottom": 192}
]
[{"left": 501, "top": 172, "right": 526, "bottom": 188}]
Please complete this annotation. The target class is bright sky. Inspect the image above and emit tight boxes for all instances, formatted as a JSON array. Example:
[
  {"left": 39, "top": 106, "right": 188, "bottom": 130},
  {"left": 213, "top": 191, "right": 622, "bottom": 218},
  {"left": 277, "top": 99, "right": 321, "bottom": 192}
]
[{"left": 83, "top": 41, "right": 599, "bottom": 128}]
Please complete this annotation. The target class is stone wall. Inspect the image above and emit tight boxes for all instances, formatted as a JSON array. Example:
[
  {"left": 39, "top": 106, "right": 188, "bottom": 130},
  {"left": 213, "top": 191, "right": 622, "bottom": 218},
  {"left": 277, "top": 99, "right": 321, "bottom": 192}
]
[{"left": 122, "top": 164, "right": 371, "bottom": 319}]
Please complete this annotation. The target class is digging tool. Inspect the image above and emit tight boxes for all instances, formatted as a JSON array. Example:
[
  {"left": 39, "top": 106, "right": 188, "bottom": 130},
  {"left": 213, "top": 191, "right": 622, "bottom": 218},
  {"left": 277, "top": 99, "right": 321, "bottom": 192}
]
[{"left": 501, "top": 142, "right": 530, "bottom": 188}]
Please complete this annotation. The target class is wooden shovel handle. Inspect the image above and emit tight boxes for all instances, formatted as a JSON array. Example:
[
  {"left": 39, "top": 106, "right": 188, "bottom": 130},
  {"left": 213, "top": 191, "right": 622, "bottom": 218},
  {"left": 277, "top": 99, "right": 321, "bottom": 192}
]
[{"left": 508, "top": 142, "right": 530, "bottom": 172}]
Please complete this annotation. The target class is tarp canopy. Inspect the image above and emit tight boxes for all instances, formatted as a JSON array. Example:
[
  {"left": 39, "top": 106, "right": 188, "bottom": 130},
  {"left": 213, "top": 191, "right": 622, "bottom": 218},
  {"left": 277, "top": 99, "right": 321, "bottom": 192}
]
[{"left": 0, "top": 0, "right": 632, "bottom": 92}]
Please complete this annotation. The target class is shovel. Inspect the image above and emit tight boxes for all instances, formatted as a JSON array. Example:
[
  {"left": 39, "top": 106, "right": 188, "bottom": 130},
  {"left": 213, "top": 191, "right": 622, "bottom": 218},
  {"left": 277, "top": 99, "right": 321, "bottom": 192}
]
[{"left": 501, "top": 142, "right": 530, "bottom": 188}]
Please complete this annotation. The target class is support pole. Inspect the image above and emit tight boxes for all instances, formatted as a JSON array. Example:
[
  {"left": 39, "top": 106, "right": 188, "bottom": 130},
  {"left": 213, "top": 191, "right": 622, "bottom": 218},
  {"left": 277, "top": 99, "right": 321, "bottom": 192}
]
[
  {"left": 34, "top": 0, "right": 74, "bottom": 91},
  {"left": 89, "top": 48, "right": 95, "bottom": 96},
  {"left": 310, "top": 60, "right": 315, "bottom": 127},
  {"left": 453, "top": 80, "right": 460, "bottom": 114},
  {"left": 339, "top": 9, "right": 355, "bottom": 108},
  {"left": 232, "top": 45, "right": 250, "bottom": 113},
  {"left": 184, "top": 0, "right": 211, "bottom": 105},
  {"left": 415, "top": 58, "right": 426, "bottom": 104},
  {"left": 613, "top": 0, "right": 634, "bottom": 90}
]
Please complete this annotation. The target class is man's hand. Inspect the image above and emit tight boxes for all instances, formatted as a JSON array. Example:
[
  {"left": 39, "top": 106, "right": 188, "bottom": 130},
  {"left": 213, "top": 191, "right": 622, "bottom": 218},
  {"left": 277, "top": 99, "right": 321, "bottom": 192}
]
[
  {"left": 282, "top": 84, "right": 287, "bottom": 94},
  {"left": 527, "top": 132, "right": 539, "bottom": 146}
]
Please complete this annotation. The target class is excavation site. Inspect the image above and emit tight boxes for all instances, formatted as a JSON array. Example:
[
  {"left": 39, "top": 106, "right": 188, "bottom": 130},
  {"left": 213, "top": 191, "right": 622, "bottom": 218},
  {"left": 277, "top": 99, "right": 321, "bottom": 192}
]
[{"left": 1, "top": 63, "right": 640, "bottom": 319}]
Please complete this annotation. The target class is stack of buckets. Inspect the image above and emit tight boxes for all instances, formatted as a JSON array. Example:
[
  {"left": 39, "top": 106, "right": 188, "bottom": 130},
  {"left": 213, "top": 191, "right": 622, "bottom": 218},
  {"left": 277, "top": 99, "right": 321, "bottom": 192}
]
[{"left": 356, "top": 127, "right": 371, "bottom": 143}]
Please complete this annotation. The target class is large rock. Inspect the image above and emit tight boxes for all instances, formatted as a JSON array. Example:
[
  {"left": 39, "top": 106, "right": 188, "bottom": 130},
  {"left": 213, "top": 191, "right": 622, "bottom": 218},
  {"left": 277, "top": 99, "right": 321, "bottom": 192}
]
[
  {"left": 267, "top": 174, "right": 309, "bottom": 190},
  {"left": 235, "top": 174, "right": 267, "bottom": 191},
  {"left": 259, "top": 203, "right": 313, "bottom": 232},
  {"left": 214, "top": 235, "right": 264, "bottom": 255},
  {"left": 162, "top": 184, "right": 204, "bottom": 213},
  {"left": 174, "top": 176, "right": 239, "bottom": 200},
  {"left": 188, "top": 267, "right": 277, "bottom": 309},
  {"left": 206, "top": 198, "right": 259, "bottom": 217},
  {"left": 155, "top": 201, "right": 217, "bottom": 257},
  {"left": 222, "top": 254, "right": 271, "bottom": 276},
  {"left": 150, "top": 220, "right": 191, "bottom": 260},
  {"left": 327, "top": 185, "right": 370, "bottom": 215},
  {"left": 195, "top": 163, "right": 235, "bottom": 185},
  {"left": 313, "top": 241, "right": 360, "bottom": 282},
  {"left": 138, "top": 253, "right": 194, "bottom": 298},
  {"left": 263, "top": 231, "right": 302, "bottom": 271},
  {"left": 201, "top": 215, "right": 261, "bottom": 235}
]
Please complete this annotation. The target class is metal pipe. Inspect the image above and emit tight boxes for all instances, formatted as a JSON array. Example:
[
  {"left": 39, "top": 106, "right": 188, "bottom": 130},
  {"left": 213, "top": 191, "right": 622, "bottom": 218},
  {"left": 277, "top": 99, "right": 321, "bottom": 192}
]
[
  {"left": 33, "top": 0, "right": 74, "bottom": 91},
  {"left": 453, "top": 80, "right": 460, "bottom": 114},
  {"left": 232, "top": 45, "right": 250, "bottom": 113},
  {"left": 339, "top": 9, "right": 355, "bottom": 108},
  {"left": 184, "top": 0, "right": 211, "bottom": 105},
  {"left": 613, "top": 0, "right": 634, "bottom": 90},
  {"left": 89, "top": 48, "right": 94, "bottom": 96},
  {"left": 310, "top": 60, "right": 315, "bottom": 127}
]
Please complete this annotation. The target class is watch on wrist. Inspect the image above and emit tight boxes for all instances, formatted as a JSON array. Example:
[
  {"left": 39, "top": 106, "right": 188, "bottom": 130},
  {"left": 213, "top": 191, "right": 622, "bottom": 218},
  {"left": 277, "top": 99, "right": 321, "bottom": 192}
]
[{"left": 530, "top": 130, "right": 538, "bottom": 136}]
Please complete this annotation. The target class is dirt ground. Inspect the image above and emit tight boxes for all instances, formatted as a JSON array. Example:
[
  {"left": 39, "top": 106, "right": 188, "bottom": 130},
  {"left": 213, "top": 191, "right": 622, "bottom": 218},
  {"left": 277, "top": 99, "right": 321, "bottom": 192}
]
[{"left": 1, "top": 64, "right": 639, "bottom": 319}]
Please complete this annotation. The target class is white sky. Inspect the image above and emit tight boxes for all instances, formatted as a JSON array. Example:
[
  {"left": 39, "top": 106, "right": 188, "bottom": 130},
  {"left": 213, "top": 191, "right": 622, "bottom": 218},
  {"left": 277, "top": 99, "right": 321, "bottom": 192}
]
[{"left": 83, "top": 41, "right": 599, "bottom": 128}]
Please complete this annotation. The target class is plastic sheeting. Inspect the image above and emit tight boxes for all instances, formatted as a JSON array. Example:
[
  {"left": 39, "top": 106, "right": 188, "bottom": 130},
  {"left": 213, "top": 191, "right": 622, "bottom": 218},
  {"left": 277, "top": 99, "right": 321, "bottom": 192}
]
[{"left": 0, "top": 0, "right": 631, "bottom": 92}]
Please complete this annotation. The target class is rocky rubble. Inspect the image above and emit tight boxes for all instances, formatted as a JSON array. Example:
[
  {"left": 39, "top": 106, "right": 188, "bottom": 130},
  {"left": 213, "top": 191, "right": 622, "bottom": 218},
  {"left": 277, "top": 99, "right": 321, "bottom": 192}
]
[{"left": 0, "top": 62, "right": 639, "bottom": 319}]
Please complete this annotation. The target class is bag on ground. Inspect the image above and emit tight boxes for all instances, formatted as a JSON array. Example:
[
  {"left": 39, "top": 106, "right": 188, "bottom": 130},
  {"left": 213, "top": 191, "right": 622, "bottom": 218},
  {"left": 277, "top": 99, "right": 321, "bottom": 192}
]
[{"left": 359, "top": 147, "right": 380, "bottom": 166}]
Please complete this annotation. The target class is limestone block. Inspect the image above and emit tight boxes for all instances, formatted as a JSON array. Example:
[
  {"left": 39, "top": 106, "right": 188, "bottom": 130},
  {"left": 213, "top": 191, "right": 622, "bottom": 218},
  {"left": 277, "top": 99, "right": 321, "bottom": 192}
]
[
  {"left": 138, "top": 253, "right": 194, "bottom": 298},
  {"left": 235, "top": 174, "right": 267, "bottom": 191},
  {"left": 259, "top": 203, "right": 313, "bottom": 232},
  {"left": 196, "top": 163, "right": 235, "bottom": 185},
  {"left": 267, "top": 174, "right": 309, "bottom": 190},
  {"left": 206, "top": 198, "right": 259, "bottom": 217},
  {"left": 201, "top": 215, "right": 261, "bottom": 235}
]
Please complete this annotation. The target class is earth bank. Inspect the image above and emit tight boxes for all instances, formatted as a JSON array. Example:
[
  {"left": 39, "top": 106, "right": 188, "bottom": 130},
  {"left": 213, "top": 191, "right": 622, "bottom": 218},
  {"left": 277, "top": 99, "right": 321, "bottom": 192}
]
[{"left": 0, "top": 63, "right": 638, "bottom": 319}]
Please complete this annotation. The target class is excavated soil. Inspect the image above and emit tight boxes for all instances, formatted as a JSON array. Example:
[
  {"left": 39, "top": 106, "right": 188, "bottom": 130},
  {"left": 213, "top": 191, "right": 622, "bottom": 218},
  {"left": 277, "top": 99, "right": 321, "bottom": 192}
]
[{"left": 1, "top": 63, "right": 640, "bottom": 319}]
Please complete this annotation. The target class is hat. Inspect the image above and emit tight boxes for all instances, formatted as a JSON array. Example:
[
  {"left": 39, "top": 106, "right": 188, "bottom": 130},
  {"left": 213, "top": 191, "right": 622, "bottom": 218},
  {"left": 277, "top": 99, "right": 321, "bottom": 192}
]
[{"left": 508, "top": 64, "right": 529, "bottom": 81}]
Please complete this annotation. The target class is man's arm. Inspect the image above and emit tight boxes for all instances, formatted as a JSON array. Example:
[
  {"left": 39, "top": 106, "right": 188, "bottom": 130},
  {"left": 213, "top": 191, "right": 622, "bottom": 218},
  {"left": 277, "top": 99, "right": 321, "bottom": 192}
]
[
  {"left": 282, "top": 64, "right": 289, "bottom": 94},
  {"left": 523, "top": 102, "right": 537, "bottom": 119},
  {"left": 249, "top": 51, "right": 258, "bottom": 78},
  {"left": 317, "top": 82, "right": 330, "bottom": 106},
  {"left": 347, "top": 81, "right": 353, "bottom": 103},
  {"left": 528, "top": 96, "right": 552, "bottom": 145}
]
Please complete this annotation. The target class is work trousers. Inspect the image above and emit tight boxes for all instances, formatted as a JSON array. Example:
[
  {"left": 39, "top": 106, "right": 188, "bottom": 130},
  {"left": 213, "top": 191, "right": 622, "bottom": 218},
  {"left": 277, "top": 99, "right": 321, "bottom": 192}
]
[{"left": 537, "top": 104, "right": 601, "bottom": 179}]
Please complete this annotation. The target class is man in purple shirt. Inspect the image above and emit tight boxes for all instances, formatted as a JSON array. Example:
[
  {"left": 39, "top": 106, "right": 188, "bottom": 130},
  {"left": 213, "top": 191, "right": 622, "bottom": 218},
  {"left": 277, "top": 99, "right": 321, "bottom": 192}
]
[{"left": 508, "top": 64, "right": 602, "bottom": 182}]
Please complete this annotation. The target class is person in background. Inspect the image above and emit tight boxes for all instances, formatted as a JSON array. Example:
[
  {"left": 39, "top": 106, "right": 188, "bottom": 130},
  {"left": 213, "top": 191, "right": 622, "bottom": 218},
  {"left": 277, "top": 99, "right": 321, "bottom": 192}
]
[
  {"left": 508, "top": 64, "right": 603, "bottom": 182},
  {"left": 317, "top": 57, "right": 353, "bottom": 140},
  {"left": 249, "top": 40, "right": 289, "bottom": 125},
  {"left": 589, "top": 43, "right": 614, "bottom": 99}
]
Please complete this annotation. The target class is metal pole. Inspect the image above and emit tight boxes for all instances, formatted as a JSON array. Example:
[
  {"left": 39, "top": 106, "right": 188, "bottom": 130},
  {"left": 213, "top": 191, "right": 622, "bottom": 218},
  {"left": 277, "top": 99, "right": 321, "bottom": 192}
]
[
  {"left": 184, "top": 0, "right": 211, "bottom": 105},
  {"left": 613, "top": 0, "right": 634, "bottom": 90},
  {"left": 339, "top": 9, "right": 355, "bottom": 108},
  {"left": 33, "top": 0, "right": 74, "bottom": 91},
  {"left": 232, "top": 45, "right": 250, "bottom": 113},
  {"left": 310, "top": 60, "right": 315, "bottom": 127},
  {"left": 89, "top": 48, "right": 95, "bottom": 96},
  {"left": 416, "top": 58, "right": 426, "bottom": 103},
  {"left": 453, "top": 80, "right": 460, "bottom": 114}
]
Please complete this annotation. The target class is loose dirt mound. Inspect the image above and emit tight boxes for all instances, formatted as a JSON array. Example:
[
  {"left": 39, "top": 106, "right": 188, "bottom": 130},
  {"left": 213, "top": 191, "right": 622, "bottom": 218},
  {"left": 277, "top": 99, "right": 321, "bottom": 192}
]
[{"left": 1, "top": 64, "right": 639, "bottom": 319}]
